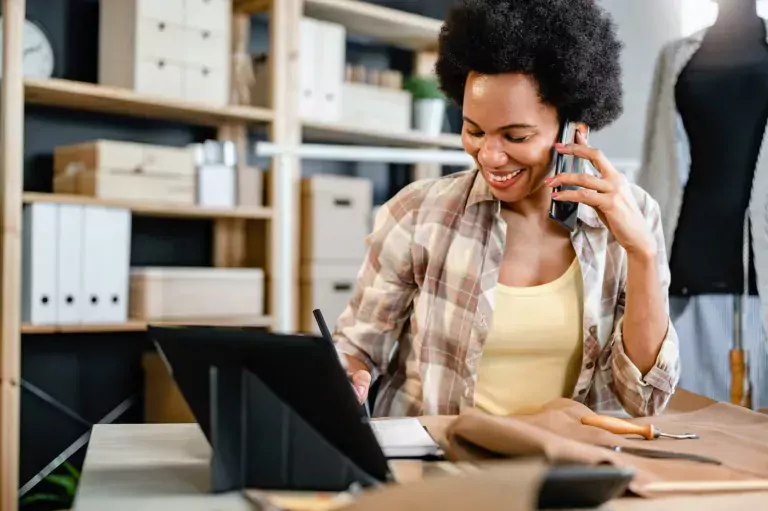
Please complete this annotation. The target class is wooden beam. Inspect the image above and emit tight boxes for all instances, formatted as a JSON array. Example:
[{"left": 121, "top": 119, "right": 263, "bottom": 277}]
[
  {"left": 268, "top": 0, "right": 302, "bottom": 332},
  {"left": 1, "top": 0, "right": 25, "bottom": 509}
]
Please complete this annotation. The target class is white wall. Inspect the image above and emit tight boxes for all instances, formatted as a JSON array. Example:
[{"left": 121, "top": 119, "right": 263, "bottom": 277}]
[{"left": 590, "top": 0, "right": 683, "bottom": 181}]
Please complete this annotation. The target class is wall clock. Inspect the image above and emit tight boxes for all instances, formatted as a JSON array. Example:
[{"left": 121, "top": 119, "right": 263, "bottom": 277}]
[{"left": 0, "top": 17, "right": 55, "bottom": 79}]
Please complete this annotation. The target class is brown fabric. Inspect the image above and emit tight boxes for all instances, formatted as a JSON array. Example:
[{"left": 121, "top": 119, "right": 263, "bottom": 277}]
[
  {"left": 340, "top": 460, "right": 545, "bottom": 511},
  {"left": 442, "top": 398, "right": 768, "bottom": 497}
]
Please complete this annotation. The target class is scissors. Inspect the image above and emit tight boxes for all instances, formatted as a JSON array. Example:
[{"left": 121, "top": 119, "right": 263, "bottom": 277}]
[{"left": 601, "top": 445, "right": 721, "bottom": 465}]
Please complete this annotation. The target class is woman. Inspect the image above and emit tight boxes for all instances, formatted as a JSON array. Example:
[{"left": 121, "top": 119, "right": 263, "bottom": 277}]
[{"left": 333, "top": 0, "right": 680, "bottom": 418}]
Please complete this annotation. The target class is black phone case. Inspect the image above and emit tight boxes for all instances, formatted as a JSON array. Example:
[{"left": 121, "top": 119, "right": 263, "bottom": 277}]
[{"left": 549, "top": 121, "right": 588, "bottom": 232}]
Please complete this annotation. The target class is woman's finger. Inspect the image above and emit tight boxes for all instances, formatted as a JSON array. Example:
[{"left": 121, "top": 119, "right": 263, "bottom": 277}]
[
  {"left": 555, "top": 142, "right": 620, "bottom": 180},
  {"left": 546, "top": 172, "right": 612, "bottom": 193},
  {"left": 552, "top": 188, "right": 609, "bottom": 209}
]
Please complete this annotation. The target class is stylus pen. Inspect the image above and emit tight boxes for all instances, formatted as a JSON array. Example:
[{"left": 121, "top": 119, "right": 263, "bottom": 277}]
[{"left": 313, "top": 308, "right": 371, "bottom": 418}]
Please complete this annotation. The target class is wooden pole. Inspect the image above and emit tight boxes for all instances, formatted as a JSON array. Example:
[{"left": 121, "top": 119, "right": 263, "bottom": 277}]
[
  {"left": 268, "top": 0, "right": 301, "bottom": 332},
  {"left": 0, "top": 0, "right": 26, "bottom": 509}
]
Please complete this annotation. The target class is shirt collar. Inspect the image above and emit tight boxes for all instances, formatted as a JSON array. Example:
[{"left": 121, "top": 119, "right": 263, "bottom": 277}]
[{"left": 464, "top": 168, "right": 604, "bottom": 229}]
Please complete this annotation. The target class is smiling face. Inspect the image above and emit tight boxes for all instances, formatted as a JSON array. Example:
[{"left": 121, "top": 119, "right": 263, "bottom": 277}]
[{"left": 462, "top": 72, "right": 561, "bottom": 205}]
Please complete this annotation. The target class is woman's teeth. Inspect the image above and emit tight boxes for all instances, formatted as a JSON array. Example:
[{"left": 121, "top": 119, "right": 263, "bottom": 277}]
[{"left": 488, "top": 169, "right": 523, "bottom": 182}]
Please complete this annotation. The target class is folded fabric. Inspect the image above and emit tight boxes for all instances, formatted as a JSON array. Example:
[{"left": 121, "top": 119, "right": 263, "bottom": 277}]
[
  {"left": 341, "top": 460, "right": 545, "bottom": 511},
  {"left": 442, "top": 398, "right": 768, "bottom": 497}
]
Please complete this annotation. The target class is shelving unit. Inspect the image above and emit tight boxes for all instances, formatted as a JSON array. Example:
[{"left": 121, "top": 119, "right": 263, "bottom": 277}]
[
  {"left": 25, "top": 78, "right": 274, "bottom": 126},
  {"left": 22, "top": 192, "right": 273, "bottom": 220},
  {"left": 21, "top": 316, "right": 273, "bottom": 335},
  {"left": 1, "top": 0, "right": 456, "bottom": 509}
]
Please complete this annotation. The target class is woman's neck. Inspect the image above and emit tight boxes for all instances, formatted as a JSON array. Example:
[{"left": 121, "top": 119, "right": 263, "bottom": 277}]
[
  {"left": 502, "top": 183, "right": 552, "bottom": 220},
  {"left": 713, "top": 0, "right": 760, "bottom": 30}
]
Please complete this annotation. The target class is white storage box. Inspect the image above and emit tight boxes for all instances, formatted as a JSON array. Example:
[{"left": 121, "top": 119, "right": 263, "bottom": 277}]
[
  {"left": 129, "top": 267, "right": 265, "bottom": 322},
  {"left": 300, "top": 263, "right": 359, "bottom": 335},
  {"left": 341, "top": 82, "right": 412, "bottom": 133},
  {"left": 99, "top": 0, "right": 231, "bottom": 105},
  {"left": 301, "top": 175, "right": 373, "bottom": 264}
]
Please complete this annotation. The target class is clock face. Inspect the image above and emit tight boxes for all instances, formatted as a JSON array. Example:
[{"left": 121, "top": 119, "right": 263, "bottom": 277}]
[{"left": 0, "top": 18, "right": 55, "bottom": 79}]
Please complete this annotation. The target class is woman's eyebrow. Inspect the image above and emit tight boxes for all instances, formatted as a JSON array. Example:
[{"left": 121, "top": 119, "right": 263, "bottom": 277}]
[{"left": 462, "top": 116, "right": 536, "bottom": 130}]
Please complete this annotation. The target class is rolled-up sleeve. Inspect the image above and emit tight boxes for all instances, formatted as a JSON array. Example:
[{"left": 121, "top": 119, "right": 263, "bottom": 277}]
[
  {"left": 611, "top": 317, "right": 680, "bottom": 417},
  {"left": 609, "top": 189, "right": 681, "bottom": 417},
  {"left": 332, "top": 182, "right": 423, "bottom": 377}
]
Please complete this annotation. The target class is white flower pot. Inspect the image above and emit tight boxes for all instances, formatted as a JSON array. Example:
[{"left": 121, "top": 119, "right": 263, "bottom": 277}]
[{"left": 413, "top": 98, "right": 446, "bottom": 136}]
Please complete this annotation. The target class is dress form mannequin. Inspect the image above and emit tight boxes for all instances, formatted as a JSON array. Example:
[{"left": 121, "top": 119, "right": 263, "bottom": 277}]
[{"left": 670, "top": 0, "right": 768, "bottom": 297}]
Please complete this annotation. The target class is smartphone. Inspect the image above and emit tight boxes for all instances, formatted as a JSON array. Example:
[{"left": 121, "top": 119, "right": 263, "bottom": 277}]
[{"left": 549, "top": 120, "right": 589, "bottom": 232}]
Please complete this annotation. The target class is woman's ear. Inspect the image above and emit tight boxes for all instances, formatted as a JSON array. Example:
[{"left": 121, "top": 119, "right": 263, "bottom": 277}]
[{"left": 574, "top": 121, "right": 590, "bottom": 144}]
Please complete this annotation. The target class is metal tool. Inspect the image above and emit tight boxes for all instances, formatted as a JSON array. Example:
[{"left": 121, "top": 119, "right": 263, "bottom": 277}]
[
  {"left": 581, "top": 415, "right": 699, "bottom": 440},
  {"left": 601, "top": 445, "right": 721, "bottom": 465}
]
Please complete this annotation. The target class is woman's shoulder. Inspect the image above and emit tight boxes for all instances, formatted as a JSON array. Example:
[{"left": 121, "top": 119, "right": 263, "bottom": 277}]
[{"left": 381, "top": 169, "right": 478, "bottom": 220}]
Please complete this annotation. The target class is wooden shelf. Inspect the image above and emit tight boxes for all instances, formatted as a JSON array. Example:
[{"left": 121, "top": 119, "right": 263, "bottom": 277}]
[
  {"left": 22, "top": 192, "right": 272, "bottom": 220},
  {"left": 303, "top": 120, "right": 464, "bottom": 148},
  {"left": 22, "top": 316, "right": 272, "bottom": 335},
  {"left": 25, "top": 78, "right": 274, "bottom": 127},
  {"left": 21, "top": 321, "right": 149, "bottom": 335},
  {"left": 304, "top": 0, "right": 442, "bottom": 50}
]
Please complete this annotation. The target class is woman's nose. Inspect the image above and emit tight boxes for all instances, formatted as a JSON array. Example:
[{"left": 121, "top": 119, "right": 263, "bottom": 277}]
[{"left": 477, "top": 138, "right": 509, "bottom": 169}]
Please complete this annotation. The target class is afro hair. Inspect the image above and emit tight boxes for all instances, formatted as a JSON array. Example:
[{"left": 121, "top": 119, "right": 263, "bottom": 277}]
[{"left": 435, "top": 0, "right": 623, "bottom": 131}]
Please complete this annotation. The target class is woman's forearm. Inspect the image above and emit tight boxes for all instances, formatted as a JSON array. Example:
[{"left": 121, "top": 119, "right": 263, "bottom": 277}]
[
  {"left": 622, "top": 249, "right": 669, "bottom": 375},
  {"left": 344, "top": 354, "right": 371, "bottom": 375}
]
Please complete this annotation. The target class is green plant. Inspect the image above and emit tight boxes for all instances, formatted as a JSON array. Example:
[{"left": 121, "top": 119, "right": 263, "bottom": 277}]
[
  {"left": 21, "top": 461, "right": 81, "bottom": 508},
  {"left": 403, "top": 75, "right": 445, "bottom": 101}
]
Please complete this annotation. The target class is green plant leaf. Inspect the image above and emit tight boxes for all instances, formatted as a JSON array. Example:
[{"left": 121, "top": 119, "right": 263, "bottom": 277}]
[
  {"left": 63, "top": 461, "right": 81, "bottom": 480},
  {"left": 20, "top": 492, "right": 67, "bottom": 505},
  {"left": 45, "top": 474, "right": 77, "bottom": 497},
  {"left": 403, "top": 75, "right": 445, "bottom": 100}
]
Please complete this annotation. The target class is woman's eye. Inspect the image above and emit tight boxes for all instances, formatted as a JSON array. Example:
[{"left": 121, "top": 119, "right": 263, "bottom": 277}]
[
  {"left": 467, "top": 131, "right": 483, "bottom": 138},
  {"left": 505, "top": 135, "right": 530, "bottom": 143}
]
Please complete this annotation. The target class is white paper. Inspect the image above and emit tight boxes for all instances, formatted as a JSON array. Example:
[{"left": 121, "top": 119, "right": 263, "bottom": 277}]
[{"left": 370, "top": 418, "right": 441, "bottom": 458}]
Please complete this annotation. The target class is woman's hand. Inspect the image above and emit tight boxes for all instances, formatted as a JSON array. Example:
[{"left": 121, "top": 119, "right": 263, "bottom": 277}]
[
  {"left": 350, "top": 369, "right": 371, "bottom": 405},
  {"left": 546, "top": 130, "right": 657, "bottom": 258}
]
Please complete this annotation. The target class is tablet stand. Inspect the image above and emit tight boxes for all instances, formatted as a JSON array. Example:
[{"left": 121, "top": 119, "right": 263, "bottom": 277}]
[{"left": 208, "top": 366, "right": 382, "bottom": 493}]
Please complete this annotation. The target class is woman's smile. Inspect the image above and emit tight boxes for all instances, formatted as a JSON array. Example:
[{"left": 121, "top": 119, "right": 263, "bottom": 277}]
[{"left": 484, "top": 168, "right": 527, "bottom": 190}]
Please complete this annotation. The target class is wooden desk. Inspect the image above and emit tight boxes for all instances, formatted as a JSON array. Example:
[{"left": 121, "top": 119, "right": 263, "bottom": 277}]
[{"left": 72, "top": 391, "right": 768, "bottom": 511}]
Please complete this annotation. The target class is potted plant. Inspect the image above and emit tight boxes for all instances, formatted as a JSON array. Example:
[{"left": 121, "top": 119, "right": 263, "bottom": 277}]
[
  {"left": 21, "top": 461, "right": 80, "bottom": 510},
  {"left": 403, "top": 75, "right": 446, "bottom": 136}
]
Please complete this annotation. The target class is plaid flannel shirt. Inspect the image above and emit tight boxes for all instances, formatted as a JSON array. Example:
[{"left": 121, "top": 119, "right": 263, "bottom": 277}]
[{"left": 333, "top": 169, "right": 680, "bottom": 418}]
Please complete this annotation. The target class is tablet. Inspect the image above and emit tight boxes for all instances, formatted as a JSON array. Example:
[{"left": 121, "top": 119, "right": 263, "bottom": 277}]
[{"left": 149, "top": 324, "right": 392, "bottom": 490}]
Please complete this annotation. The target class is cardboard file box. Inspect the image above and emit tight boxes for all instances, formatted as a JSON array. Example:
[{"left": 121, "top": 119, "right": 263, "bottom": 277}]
[
  {"left": 54, "top": 140, "right": 195, "bottom": 204},
  {"left": 340, "top": 82, "right": 412, "bottom": 133},
  {"left": 301, "top": 175, "right": 373, "bottom": 263},
  {"left": 300, "top": 263, "right": 359, "bottom": 335},
  {"left": 129, "top": 267, "right": 265, "bottom": 322}
]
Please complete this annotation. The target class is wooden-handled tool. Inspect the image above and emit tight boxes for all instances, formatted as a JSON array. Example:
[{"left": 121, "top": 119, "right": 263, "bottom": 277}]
[{"left": 581, "top": 415, "right": 699, "bottom": 440}]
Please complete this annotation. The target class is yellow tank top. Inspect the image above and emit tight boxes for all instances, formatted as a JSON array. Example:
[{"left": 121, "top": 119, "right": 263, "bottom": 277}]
[{"left": 474, "top": 258, "right": 584, "bottom": 416}]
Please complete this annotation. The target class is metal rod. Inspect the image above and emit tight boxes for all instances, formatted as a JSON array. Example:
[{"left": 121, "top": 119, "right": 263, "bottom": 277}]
[
  {"left": 254, "top": 142, "right": 475, "bottom": 166},
  {"left": 20, "top": 379, "right": 92, "bottom": 428},
  {"left": 18, "top": 394, "right": 136, "bottom": 497}
]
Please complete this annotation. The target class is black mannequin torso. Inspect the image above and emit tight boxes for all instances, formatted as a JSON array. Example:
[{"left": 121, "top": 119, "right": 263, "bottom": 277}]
[{"left": 670, "top": 4, "right": 768, "bottom": 296}]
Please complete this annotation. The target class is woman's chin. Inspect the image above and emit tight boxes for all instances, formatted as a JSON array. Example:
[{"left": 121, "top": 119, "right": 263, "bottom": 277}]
[{"left": 483, "top": 173, "right": 532, "bottom": 204}]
